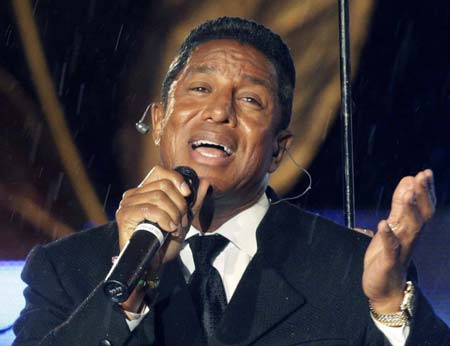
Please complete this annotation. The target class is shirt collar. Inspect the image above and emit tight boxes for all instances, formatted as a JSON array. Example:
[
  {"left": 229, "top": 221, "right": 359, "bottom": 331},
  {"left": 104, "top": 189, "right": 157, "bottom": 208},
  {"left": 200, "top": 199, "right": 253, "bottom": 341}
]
[{"left": 185, "top": 193, "right": 270, "bottom": 257}]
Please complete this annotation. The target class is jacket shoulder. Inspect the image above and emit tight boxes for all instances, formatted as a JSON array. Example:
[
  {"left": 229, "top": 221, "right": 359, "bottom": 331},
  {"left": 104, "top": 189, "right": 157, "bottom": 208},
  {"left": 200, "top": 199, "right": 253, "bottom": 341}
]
[
  {"left": 269, "top": 202, "right": 372, "bottom": 252},
  {"left": 45, "top": 220, "right": 117, "bottom": 249},
  {"left": 27, "top": 222, "right": 119, "bottom": 296}
]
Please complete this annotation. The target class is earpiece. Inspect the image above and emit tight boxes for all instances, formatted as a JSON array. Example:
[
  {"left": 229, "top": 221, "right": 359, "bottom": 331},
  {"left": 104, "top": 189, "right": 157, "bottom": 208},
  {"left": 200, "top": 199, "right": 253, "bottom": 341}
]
[
  {"left": 270, "top": 149, "right": 312, "bottom": 205},
  {"left": 135, "top": 103, "right": 152, "bottom": 135}
]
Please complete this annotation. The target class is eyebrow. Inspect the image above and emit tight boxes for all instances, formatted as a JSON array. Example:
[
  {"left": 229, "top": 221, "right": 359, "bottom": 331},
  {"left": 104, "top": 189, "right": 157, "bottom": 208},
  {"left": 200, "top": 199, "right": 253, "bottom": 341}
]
[
  {"left": 185, "top": 65, "right": 274, "bottom": 91},
  {"left": 242, "top": 74, "right": 274, "bottom": 91},
  {"left": 186, "top": 65, "right": 217, "bottom": 74}
]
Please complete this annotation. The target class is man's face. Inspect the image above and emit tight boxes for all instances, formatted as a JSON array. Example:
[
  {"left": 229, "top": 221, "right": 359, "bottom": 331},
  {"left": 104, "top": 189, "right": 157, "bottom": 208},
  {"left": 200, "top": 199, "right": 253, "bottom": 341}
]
[{"left": 152, "top": 39, "right": 291, "bottom": 206}]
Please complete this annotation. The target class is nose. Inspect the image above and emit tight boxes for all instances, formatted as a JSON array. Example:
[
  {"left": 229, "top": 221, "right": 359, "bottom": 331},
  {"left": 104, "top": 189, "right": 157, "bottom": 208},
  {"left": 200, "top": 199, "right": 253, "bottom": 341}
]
[{"left": 201, "top": 91, "right": 236, "bottom": 126}]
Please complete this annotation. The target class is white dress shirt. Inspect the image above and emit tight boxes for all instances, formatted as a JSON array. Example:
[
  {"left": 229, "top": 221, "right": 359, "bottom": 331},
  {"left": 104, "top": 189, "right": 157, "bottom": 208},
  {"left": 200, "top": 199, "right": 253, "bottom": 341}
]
[
  {"left": 179, "top": 193, "right": 268, "bottom": 301},
  {"left": 123, "top": 193, "right": 408, "bottom": 345}
]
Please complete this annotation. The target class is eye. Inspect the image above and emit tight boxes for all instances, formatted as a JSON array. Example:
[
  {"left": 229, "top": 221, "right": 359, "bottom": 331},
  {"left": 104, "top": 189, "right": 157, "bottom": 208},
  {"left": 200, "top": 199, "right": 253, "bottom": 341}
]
[
  {"left": 190, "top": 86, "right": 209, "bottom": 93},
  {"left": 241, "top": 96, "right": 262, "bottom": 107}
]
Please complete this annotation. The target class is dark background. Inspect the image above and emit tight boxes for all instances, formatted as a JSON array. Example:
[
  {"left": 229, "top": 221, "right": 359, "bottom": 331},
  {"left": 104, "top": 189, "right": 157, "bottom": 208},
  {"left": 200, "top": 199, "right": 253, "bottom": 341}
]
[{"left": 297, "top": 0, "right": 450, "bottom": 211}]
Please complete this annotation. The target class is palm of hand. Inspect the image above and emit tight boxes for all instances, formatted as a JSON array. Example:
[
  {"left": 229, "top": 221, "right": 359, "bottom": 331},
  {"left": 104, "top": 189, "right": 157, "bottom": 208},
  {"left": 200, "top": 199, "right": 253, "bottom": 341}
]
[{"left": 362, "top": 169, "right": 435, "bottom": 311}]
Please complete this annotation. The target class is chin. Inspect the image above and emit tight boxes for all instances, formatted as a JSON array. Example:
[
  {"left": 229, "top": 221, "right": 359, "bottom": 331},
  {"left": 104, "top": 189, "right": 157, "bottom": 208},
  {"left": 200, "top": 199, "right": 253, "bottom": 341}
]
[{"left": 201, "top": 175, "right": 228, "bottom": 193}]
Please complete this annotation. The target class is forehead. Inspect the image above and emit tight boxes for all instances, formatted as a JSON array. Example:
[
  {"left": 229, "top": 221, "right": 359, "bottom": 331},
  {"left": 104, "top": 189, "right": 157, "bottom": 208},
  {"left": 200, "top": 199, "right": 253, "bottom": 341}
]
[{"left": 182, "top": 39, "right": 278, "bottom": 86}]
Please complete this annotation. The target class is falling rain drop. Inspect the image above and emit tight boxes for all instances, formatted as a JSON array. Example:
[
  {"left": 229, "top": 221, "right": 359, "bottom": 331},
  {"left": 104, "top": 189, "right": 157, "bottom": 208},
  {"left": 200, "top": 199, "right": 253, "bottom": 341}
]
[
  {"left": 103, "top": 184, "right": 111, "bottom": 210},
  {"left": 58, "top": 62, "right": 68, "bottom": 96},
  {"left": 115, "top": 24, "right": 124, "bottom": 52},
  {"left": 76, "top": 83, "right": 85, "bottom": 115},
  {"left": 28, "top": 123, "right": 43, "bottom": 164},
  {"left": 52, "top": 172, "right": 64, "bottom": 201}
]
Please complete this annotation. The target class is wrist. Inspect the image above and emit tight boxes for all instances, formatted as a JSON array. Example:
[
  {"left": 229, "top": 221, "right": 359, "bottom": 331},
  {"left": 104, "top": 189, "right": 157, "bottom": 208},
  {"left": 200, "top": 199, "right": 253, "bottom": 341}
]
[
  {"left": 369, "top": 293, "right": 404, "bottom": 314},
  {"left": 369, "top": 281, "right": 416, "bottom": 327},
  {"left": 119, "top": 280, "right": 148, "bottom": 313},
  {"left": 120, "top": 271, "right": 160, "bottom": 313}
]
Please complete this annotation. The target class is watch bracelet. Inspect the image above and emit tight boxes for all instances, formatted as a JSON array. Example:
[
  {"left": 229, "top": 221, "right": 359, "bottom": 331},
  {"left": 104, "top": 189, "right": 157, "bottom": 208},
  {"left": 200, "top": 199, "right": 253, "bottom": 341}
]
[{"left": 369, "top": 281, "right": 415, "bottom": 327}]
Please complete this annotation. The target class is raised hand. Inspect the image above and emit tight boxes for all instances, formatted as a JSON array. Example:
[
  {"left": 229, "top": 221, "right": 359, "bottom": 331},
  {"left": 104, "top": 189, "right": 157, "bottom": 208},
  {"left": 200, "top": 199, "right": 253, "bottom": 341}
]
[{"left": 362, "top": 169, "right": 436, "bottom": 313}]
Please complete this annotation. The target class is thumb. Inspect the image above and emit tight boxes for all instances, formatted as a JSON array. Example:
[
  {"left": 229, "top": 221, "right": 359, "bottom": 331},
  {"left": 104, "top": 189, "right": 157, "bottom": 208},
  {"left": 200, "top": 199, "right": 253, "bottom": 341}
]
[{"left": 163, "top": 179, "right": 210, "bottom": 253}]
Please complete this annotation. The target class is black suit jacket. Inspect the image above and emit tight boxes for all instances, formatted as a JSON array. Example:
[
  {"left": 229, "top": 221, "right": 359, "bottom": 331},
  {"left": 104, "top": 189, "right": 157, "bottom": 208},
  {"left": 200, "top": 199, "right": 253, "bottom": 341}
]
[{"left": 13, "top": 202, "right": 450, "bottom": 346}]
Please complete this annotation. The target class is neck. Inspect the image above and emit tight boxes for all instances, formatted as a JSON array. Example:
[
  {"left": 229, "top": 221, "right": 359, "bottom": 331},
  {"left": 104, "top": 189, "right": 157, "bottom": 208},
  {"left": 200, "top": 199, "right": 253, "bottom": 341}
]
[{"left": 192, "top": 189, "right": 265, "bottom": 233}]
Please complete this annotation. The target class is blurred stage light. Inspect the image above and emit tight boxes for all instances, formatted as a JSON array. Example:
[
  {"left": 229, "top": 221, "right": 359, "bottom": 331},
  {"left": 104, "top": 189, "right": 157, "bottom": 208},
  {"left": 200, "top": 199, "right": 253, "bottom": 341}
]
[{"left": 0, "top": 261, "right": 26, "bottom": 346}]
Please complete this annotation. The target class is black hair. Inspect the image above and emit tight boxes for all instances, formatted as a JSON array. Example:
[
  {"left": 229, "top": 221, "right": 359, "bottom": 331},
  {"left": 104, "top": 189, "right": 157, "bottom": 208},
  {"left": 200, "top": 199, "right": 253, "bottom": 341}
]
[{"left": 161, "top": 16, "right": 295, "bottom": 130}]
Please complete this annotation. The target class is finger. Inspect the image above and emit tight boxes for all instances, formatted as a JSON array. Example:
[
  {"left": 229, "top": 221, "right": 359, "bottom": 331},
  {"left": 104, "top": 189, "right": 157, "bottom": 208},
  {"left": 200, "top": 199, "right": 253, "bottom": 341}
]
[
  {"left": 116, "top": 203, "right": 179, "bottom": 233},
  {"left": 170, "top": 216, "right": 194, "bottom": 240},
  {"left": 425, "top": 169, "right": 437, "bottom": 205},
  {"left": 413, "top": 169, "right": 436, "bottom": 221},
  {"left": 377, "top": 220, "right": 401, "bottom": 266},
  {"left": 123, "top": 179, "right": 188, "bottom": 215},
  {"left": 388, "top": 188, "right": 423, "bottom": 245},
  {"left": 120, "top": 190, "right": 185, "bottom": 227},
  {"left": 138, "top": 165, "right": 191, "bottom": 197},
  {"left": 388, "top": 174, "right": 423, "bottom": 232},
  {"left": 120, "top": 187, "right": 139, "bottom": 205},
  {"left": 389, "top": 176, "right": 415, "bottom": 223},
  {"left": 353, "top": 227, "right": 374, "bottom": 237}
]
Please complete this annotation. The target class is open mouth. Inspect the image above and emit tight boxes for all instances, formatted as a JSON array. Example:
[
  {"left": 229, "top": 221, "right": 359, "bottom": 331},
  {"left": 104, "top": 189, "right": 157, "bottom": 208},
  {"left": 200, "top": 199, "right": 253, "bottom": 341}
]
[{"left": 191, "top": 140, "right": 233, "bottom": 157}]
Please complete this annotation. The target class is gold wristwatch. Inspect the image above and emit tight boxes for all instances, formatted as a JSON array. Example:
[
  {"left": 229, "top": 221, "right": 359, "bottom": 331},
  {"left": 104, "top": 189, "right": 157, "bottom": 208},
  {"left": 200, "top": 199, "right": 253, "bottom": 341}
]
[{"left": 369, "top": 281, "right": 416, "bottom": 327}]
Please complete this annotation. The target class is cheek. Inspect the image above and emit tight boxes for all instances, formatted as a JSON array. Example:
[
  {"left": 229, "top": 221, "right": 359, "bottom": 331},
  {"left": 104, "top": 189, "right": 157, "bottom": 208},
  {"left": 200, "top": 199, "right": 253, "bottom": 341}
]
[
  {"left": 240, "top": 128, "right": 275, "bottom": 170},
  {"left": 240, "top": 120, "right": 274, "bottom": 152},
  {"left": 248, "top": 142, "right": 273, "bottom": 169},
  {"left": 165, "top": 98, "right": 205, "bottom": 130},
  {"left": 159, "top": 121, "right": 185, "bottom": 167},
  {"left": 162, "top": 91, "right": 203, "bottom": 137}
]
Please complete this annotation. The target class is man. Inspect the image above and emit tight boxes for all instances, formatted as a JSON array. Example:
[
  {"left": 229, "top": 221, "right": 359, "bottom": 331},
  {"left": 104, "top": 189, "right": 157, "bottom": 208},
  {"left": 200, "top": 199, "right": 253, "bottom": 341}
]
[{"left": 13, "top": 17, "right": 450, "bottom": 346}]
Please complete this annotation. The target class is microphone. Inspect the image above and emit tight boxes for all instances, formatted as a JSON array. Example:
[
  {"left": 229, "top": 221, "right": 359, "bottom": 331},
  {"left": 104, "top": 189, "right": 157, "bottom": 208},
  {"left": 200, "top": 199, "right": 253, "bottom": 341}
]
[{"left": 103, "top": 166, "right": 199, "bottom": 303}]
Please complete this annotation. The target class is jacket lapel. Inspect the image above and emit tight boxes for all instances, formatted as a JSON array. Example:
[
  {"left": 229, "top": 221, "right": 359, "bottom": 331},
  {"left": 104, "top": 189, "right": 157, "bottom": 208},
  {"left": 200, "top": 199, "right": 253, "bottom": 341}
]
[
  {"left": 212, "top": 204, "right": 307, "bottom": 346},
  {"left": 213, "top": 254, "right": 305, "bottom": 345},
  {"left": 154, "top": 258, "right": 206, "bottom": 346}
]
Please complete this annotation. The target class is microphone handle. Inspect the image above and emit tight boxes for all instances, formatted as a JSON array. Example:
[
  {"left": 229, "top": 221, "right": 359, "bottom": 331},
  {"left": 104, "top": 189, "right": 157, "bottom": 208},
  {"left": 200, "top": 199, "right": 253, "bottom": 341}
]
[{"left": 103, "top": 222, "right": 167, "bottom": 303}]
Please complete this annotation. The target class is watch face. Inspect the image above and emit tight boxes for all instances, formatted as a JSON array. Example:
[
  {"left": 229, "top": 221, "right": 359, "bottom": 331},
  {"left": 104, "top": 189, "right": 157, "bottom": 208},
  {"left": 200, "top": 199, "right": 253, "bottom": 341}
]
[{"left": 401, "top": 281, "right": 416, "bottom": 319}]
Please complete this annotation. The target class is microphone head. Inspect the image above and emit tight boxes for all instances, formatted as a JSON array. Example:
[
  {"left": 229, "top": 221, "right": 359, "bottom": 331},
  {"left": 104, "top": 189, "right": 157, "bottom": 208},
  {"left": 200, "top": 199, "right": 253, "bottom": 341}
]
[{"left": 174, "top": 166, "right": 199, "bottom": 207}]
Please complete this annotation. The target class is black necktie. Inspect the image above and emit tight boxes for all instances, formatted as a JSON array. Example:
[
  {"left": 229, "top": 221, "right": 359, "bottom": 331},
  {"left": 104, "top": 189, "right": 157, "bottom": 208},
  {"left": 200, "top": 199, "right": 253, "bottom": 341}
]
[{"left": 187, "top": 234, "right": 229, "bottom": 338}]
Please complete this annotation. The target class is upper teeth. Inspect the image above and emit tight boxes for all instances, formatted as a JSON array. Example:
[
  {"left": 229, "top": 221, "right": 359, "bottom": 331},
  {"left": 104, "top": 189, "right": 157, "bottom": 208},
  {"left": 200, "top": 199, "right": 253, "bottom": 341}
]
[{"left": 192, "top": 140, "right": 233, "bottom": 155}]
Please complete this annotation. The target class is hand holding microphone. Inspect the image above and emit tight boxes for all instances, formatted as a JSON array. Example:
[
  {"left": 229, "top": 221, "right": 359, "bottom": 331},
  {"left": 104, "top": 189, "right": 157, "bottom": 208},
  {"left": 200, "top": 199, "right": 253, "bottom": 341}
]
[{"left": 105, "top": 166, "right": 208, "bottom": 303}]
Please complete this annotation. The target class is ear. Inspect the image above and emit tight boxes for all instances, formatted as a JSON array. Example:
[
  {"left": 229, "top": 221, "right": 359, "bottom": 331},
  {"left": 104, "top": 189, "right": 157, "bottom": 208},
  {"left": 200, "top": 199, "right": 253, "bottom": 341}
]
[
  {"left": 269, "top": 130, "right": 293, "bottom": 173},
  {"left": 151, "top": 102, "right": 165, "bottom": 146}
]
